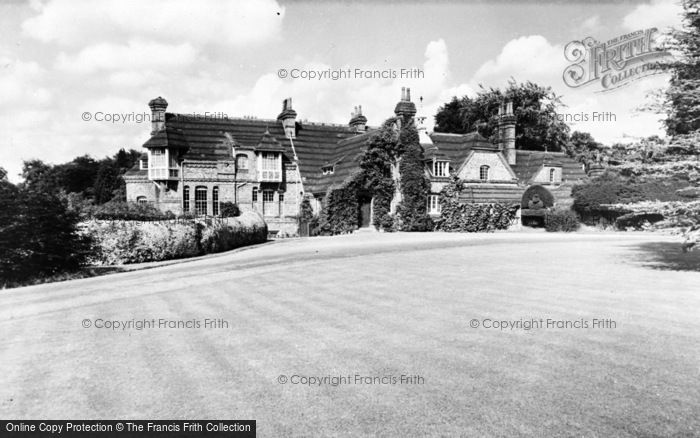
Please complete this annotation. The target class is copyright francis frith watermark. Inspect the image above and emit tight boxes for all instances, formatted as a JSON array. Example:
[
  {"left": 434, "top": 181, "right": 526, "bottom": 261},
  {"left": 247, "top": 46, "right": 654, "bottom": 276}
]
[{"left": 563, "top": 27, "right": 673, "bottom": 92}]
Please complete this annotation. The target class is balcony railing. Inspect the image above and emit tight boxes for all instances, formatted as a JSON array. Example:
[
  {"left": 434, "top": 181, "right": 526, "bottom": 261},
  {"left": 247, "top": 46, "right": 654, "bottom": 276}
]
[
  {"left": 259, "top": 170, "right": 282, "bottom": 182},
  {"left": 149, "top": 167, "right": 179, "bottom": 180}
]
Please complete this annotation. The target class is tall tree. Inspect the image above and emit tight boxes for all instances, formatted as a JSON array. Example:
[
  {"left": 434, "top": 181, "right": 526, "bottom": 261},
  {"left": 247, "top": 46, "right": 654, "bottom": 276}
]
[
  {"left": 565, "top": 131, "right": 604, "bottom": 169},
  {"left": 93, "top": 162, "right": 120, "bottom": 204},
  {"left": 434, "top": 81, "right": 571, "bottom": 152},
  {"left": 663, "top": 0, "right": 700, "bottom": 135}
]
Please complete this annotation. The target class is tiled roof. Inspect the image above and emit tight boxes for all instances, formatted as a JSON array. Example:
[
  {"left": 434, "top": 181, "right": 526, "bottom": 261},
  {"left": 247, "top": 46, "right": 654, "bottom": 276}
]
[
  {"left": 135, "top": 113, "right": 361, "bottom": 193},
  {"left": 428, "top": 131, "right": 498, "bottom": 164},
  {"left": 130, "top": 109, "right": 587, "bottom": 196},
  {"left": 511, "top": 151, "right": 587, "bottom": 183},
  {"left": 458, "top": 185, "right": 523, "bottom": 204}
]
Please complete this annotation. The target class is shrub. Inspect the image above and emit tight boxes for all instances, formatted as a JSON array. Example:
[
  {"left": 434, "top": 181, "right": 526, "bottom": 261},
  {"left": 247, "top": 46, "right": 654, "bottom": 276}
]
[
  {"left": 395, "top": 122, "right": 432, "bottom": 231},
  {"left": 571, "top": 171, "right": 688, "bottom": 224},
  {"left": 521, "top": 185, "right": 555, "bottom": 209},
  {"left": 84, "top": 211, "right": 267, "bottom": 265},
  {"left": 0, "top": 182, "right": 92, "bottom": 284},
  {"left": 219, "top": 202, "right": 240, "bottom": 218},
  {"left": 89, "top": 200, "right": 174, "bottom": 221},
  {"left": 436, "top": 176, "right": 520, "bottom": 232},
  {"left": 614, "top": 212, "right": 664, "bottom": 230},
  {"left": 544, "top": 209, "right": 580, "bottom": 232}
]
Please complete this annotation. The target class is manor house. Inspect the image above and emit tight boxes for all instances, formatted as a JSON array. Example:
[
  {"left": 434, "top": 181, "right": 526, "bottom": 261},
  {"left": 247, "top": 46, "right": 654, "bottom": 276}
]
[{"left": 124, "top": 90, "right": 587, "bottom": 234}]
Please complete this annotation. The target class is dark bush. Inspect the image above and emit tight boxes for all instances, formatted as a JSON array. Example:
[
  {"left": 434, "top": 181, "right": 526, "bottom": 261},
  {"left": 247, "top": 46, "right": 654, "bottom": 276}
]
[
  {"left": 90, "top": 200, "right": 174, "bottom": 221},
  {"left": 544, "top": 209, "right": 580, "bottom": 232},
  {"left": 437, "top": 176, "right": 519, "bottom": 232},
  {"left": 521, "top": 185, "right": 555, "bottom": 209},
  {"left": 615, "top": 212, "right": 665, "bottom": 230},
  {"left": 0, "top": 181, "right": 92, "bottom": 284},
  {"left": 219, "top": 202, "right": 240, "bottom": 217},
  {"left": 572, "top": 171, "right": 687, "bottom": 224}
]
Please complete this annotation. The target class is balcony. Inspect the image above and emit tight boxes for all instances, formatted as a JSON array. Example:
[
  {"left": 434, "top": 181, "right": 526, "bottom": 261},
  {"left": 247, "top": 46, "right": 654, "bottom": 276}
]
[
  {"left": 259, "top": 169, "right": 282, "bottom": 182},
  {"left": 149, "top": 167, "right": 179, "bottom": 180}
]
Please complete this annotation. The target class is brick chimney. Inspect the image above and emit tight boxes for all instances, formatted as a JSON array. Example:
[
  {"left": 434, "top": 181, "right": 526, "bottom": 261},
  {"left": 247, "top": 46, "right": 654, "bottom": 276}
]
[
  {"left": 499, "top": 101, "right": 516, "bottom": 165},
  {"left": 349, "top": 105, "right": 367, "bottom": 133},
  {"left": 277, "top": 97, "right": 297, "bottom": 138},
  {"left": 394, "top": 87, "right": 416, "bottom": 122},
  {"left": 148, "top": 96, "right": 168, "bottom": 135}
]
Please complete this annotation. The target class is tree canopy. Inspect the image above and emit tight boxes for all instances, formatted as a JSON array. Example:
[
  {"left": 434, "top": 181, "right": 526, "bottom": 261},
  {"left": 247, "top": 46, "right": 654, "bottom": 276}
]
[
  {"left": 662, "top": 0, "right": 700, "bottom": 135},
  {"left": 433, "top": 81, "right": 571, "bottom": 152}
]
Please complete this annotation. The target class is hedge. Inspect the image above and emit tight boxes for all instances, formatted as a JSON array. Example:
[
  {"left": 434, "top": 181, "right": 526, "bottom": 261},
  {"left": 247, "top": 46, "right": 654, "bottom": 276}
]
[
  {"left": 544, "top": 209, "right": 580, "bottom": 232},
  {"left": 83, "top": 211, "right": 267, "bottom": 265}
]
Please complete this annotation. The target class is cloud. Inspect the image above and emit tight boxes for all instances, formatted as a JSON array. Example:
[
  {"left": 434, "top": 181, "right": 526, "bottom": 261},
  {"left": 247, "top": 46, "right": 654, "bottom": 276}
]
[
  {"left": 192, "top": 39, "right": 473, "bottom": 133},
  {"left": 22, "top": 0, "right": 285, "bottom": 47},
  {"left": 55, "top": 40, "right": 197, "bottom": 74},
  {"left": 471, "top": 35, "right": 566, "bottom": 88},
  {"left": 0, "top": 57, "right": 52, "bottom": 105},
  {"left": 466, "top": 33, "right": 672, "bottom": 146},
  {"left": 622, "top": 0, "right": 683, "bottom": 31}
]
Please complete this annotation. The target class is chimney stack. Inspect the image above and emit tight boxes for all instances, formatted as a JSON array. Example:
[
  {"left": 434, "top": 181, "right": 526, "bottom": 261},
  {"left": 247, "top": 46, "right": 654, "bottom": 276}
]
[
  {"left": 148, "top": 96, "right": 168, "bottom": 135},
  {"left": 277, "top": 97, "right": 298, "bottom": 138},
  {"left": 349, "top": 105, "right": 368, "bottom": 133},
  {"left": 394, "top": 86, "right": 416, "bottom": 121},
  {"left": 498, "top": 100, "right": 516, "bottom": 165}
]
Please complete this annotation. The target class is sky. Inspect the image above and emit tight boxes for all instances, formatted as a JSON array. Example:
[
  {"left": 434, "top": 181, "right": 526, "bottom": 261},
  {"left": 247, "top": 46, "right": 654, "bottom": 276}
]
[{"left": 0, "top": 0, "right": 686, "bottom": 182}]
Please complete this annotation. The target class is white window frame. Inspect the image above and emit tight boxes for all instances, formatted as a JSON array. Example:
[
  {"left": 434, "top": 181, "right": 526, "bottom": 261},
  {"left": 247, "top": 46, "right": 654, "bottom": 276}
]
[
  {"left": 433, "top": 161, "right": 449, "bottom": 177},
  {"left": 258, "top": 152, "right": 282, "bottom": 181},
  {"left": 194, "top": 186, "right": 207, "bottom": 215},
  {"left": 136, "top": 196, "right": 148, "bottom": 205},
  {"left": 262, "top": 189, "right": 275, "bottom": 203},
  {"left": 428, "top": 194, "right": 441, "bottom": 214},
  {"left": 549, "top": 168, "right": 557, "bottom": 183},
  {"left": 212, "top": 186, "right": 219, "bottom": 216},
  {"left": 149, "top": 148, "right": 168, "bottom": 180},
  {"left": 183, "top": 186, "right": 190, "bottom": 212},
  {"left": 148, "top": 148, "right": 178, "bottom": 179}
]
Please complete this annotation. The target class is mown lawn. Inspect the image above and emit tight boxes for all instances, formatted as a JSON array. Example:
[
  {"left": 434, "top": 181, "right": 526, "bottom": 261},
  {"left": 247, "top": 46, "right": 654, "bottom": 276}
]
[{"left": 0, "top": 232, "right": 698, "bottom": 437}]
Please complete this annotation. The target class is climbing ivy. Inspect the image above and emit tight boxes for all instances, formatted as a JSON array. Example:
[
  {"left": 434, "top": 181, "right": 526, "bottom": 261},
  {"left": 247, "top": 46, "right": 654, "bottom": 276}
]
[
  {"left": 319, "top": 118, "right": 400, "bottom": 234},
  {"left": 435, "top": 175, "right": 519, "bottom": 232},
  {"left": 395, "top": 121, "right": 432, "bottom": 231}
]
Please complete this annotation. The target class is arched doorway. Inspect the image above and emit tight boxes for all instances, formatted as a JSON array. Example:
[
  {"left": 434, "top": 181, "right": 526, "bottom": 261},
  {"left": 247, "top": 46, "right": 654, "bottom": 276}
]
[{"left": 520, "top": 185, "right": 554, "bottom": 227}]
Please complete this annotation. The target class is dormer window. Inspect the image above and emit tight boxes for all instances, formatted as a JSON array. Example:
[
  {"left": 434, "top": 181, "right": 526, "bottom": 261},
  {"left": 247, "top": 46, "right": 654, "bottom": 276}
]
[
  {"left": 433, "top": 161, "right": 449, "bottom": 177},
  {"left": 258, "top": 152, "right": 282, "bottom": 181},
  {"left": 140, "top": 158, "right": 148, "bottom": 170},
  {"left": 148, "top": 148, "right": 179, "bottom": 180},
  {"left": 322, "top": 165, "right": 335, "bottom": 175}
]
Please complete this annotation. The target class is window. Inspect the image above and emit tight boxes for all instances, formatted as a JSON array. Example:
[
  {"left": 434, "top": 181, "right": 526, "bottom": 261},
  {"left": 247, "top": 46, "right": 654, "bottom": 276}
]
[
  {"left": 322, "top": 165, "right": 334, "bottom": 175},
  {"left": 279, "top": 192, "right": 285, "bottom": 202},
  {"left": 428, "top": 195, "right": 441, "bottom": 214},
  {"left": 433, "top": 161, "right": 449, "bottom": 177},
  {"left": 260, "top": 152, "right": 281, "bottom": 181},
  {"left": 212, "top": 186, "right": 219, "bottom": 216},
  {"left": 183, "top": 186, "right": 190, "bottom": 212},
  {"left": 195, "top": 186, "right": 207, "bottom": 215},
  {"left": 479, "top": 165, "right": 489, "bottom": 181},
  {"left": 136, "top": 196, "right": 147, "bottom": 205},
  {"left": 549, "top": 168, "right": 556, "bottom": 183},
  {"left": 236, "top": 154, "right": 248, "bottom": 170},
  {"left": 140, "top": 159, "right": 148, "bottom": 170},
  {"left": 252, "top": 187, "right": 258, "bottom": 202},
  {"left": 149, "top": 148, "right": 168, "bottom": 179},
  {"left": 262, "top": 190, "right": 275, "bottom": 203}
]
